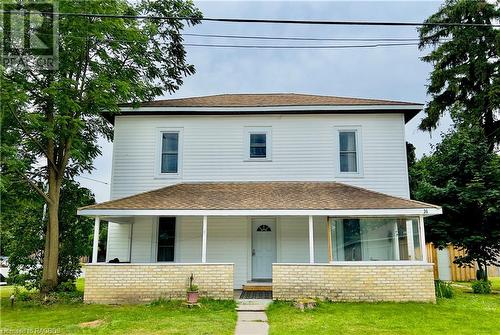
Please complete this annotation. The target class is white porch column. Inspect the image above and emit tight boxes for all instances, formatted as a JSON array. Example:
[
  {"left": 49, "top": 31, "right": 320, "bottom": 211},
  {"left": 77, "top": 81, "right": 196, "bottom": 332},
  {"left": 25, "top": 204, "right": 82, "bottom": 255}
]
[
  {"left": 92, "top": 217, "right": 100, "bottom": 264},
  {"left": 419, "top": 215, "right": 428, "bottom": 262},
  {"left": 308, "top": 215, "right": 315, "bottom": 263},
  {"left": 406, "top": 219, "right": 415, "bottom": 260},
  {"left": 393, "top": 221, "right": 400, "bottom": 260},
  {"left": 201, "top": 216, "right": 208, "bottom": 263}
]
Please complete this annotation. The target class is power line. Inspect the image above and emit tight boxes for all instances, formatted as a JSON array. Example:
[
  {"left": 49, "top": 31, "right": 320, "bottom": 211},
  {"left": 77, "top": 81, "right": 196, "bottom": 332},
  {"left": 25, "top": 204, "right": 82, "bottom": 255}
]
[
  {"left": 184, "top": 42, "right": 420, "bottom": 49},
  {"left": 19, "top": 31, "right": 430, "bottom": 49},
  {"left": 24, "top": 32, "right": 427, "bottom": 49},
  {"left": 1, "top": 10, "right": 498, "bottom": 27},
  {"left": 78, "top": 176, "right": 109, "bottom": 185},
  {"left": 183, "top": 32, "right": 426, "bottom": 42}
]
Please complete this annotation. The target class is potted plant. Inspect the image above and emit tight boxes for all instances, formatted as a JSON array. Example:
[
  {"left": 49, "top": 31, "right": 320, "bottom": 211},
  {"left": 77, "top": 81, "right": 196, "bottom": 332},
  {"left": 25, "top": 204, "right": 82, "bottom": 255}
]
[{"left": 186, "top": 273, "right": 199, "bottom": 304}]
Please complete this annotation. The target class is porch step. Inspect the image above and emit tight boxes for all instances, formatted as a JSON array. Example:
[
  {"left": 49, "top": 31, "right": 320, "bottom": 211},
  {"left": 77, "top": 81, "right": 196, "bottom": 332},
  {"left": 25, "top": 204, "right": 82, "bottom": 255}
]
[{"left": 242, "top": 282, "right": 272, "bottom": 292}]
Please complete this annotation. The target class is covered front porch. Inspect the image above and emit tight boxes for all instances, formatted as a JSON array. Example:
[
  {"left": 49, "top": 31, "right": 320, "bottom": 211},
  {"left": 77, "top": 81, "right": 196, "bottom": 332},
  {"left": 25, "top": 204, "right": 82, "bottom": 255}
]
[{"left": 78, "top": 182, "right": 441, "bottom": 303}]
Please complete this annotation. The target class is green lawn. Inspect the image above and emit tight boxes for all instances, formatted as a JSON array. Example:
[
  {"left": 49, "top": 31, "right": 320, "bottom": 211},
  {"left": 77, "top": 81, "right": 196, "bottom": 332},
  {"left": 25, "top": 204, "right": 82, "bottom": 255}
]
[
  {"left": 0, "top": 279, "right": 237, "bottom": 335},
  {"left": 267, "top": 288, "right": 500, "bottom": 335},
  {"left": 2, "top": 279, "right": 500, "bottom": 335}
]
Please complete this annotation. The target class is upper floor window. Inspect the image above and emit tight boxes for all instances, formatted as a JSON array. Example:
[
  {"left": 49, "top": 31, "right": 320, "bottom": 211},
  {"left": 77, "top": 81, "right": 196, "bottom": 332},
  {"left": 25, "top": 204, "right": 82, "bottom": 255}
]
[
  {"left": 250, "top": 133, "right": 267, "bottom": 158},
  {"left": 339, "top": 131, "right": 357, "bottom": 172},
  {"left": 157, "top": 128, "right": 182, "bottom": 177},
  {"left": 161, "top": 132, "right": 179, "bottom": 173},
  {"left": 245, "top": 127, "right": 272, "bottom": 161},
  {"left": 335, "top": 127, "right": 362, "bottom": 176}
]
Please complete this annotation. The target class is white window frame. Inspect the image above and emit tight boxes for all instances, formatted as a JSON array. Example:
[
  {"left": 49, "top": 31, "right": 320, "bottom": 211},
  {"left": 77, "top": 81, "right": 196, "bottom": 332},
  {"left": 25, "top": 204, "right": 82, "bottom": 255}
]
[
  {"left": 334, "top": 126, "right": 363, "bottom": 177},
  {"left": 155, "top": 127, "right": 183, "bottom": 179},
  {"left": 244, "top": 127, "right": 272, "bottom": 161}
]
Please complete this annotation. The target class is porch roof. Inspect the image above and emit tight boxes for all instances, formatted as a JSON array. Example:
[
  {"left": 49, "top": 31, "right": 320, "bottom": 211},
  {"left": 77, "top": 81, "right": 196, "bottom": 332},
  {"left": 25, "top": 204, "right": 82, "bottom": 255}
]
[{"left": 78, "top": 182, "right": 441, "bottom": 217}]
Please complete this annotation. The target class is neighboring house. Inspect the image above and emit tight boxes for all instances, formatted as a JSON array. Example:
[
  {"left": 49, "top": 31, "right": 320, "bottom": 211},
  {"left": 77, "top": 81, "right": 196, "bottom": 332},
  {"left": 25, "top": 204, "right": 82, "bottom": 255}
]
[{"left": 78, "top": 93, "right": 442, "bottom": 304}]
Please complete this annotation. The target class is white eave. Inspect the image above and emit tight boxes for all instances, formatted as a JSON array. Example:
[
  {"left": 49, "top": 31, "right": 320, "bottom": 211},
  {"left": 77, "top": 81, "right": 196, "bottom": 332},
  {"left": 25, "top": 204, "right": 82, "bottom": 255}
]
[{"left": 78, "top": 207, "right": 442, "bottom": 219}]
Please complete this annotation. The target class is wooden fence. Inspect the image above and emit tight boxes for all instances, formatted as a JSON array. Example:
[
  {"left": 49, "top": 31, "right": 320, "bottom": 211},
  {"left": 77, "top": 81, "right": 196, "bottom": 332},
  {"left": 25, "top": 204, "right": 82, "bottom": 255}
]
[{"left": 426, "top": 243, "right": 476, "bottom": 281}]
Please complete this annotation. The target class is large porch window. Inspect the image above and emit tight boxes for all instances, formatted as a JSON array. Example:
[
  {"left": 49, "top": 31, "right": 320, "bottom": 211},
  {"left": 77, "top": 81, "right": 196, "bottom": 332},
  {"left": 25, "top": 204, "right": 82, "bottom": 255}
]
[{"left": 331, "top": 217, "right": 423, "bottom": 261}]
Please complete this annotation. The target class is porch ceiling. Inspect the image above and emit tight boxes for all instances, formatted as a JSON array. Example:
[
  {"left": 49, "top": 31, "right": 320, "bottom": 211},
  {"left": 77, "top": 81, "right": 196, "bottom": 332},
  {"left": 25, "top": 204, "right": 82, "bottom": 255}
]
[{"left": 78, "top": 182, "right": 441, "bottom": 217}]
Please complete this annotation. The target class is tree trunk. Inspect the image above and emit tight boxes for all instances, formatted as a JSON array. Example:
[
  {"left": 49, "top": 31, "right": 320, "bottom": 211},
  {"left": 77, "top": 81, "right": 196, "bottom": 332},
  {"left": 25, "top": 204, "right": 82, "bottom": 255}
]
[{"left": 41, "top": 164, "right": 60, "bottom": 292}]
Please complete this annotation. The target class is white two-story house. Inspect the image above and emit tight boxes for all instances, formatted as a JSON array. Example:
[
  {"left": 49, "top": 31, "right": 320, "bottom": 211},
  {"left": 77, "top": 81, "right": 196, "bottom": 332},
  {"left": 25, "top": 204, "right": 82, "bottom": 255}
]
[{"left": 78, "top": 93, "right": 441, "bottom": 304}]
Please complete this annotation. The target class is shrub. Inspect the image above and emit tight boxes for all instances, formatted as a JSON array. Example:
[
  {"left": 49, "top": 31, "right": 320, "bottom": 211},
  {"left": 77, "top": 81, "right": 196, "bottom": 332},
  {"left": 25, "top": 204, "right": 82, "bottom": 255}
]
[
  {"left": 471, "top": 280, "right": 492, "bottom": 294},
  {"left": 16, "top": 291, "right": 33, "bottom": 302},
  {"left": 57, "top": 280, "right": 76, "bottom": 292},
  {"left": 12, "top": 286, "right": 33, "bottom": 302},
  {"left": 435, "top": 280, "right": 454, "bottom": 298}
]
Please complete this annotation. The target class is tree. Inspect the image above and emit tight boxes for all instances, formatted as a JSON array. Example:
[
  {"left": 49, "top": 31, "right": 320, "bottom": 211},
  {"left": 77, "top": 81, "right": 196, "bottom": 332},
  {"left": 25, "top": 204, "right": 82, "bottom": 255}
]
[
  {"left": 412, "top": 127, "right": 500, "bottom": 278},
  {"left": 418, "top": 0, "right": 499, "bottom": 151},
  {"left": 406, "top": 141, "right": 417, "bottom": 198},
  {"left": 1, "top": 0, "right": 201, "bottom": 291},
  {"left": 1, "top": 179, "right": 95, "bottom": 289}
]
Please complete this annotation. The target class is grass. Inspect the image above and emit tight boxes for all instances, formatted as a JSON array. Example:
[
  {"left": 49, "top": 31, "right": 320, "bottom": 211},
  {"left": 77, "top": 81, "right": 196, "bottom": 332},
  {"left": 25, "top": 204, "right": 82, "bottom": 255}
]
[
  {"left": 2, "top": 279, "right": 500, "bottom": 334},
  {"left": 0, "top": 279, "right": 237, "bottom": 335},
  {"left": 267, "top": 287, "right": 500, "bottom": 335}
]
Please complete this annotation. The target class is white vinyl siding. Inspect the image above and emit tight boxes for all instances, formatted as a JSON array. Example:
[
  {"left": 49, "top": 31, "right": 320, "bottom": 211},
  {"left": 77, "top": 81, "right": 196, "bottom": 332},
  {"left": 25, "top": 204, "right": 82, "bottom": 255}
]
[
  {"left": 110, "top": 114, "right": 409, "bottom": 200},
  {"left": 277, "top": 216, "right": 328, "bottom": 263},
  {"left": 106, "top": 222, "right": 132, "bottom": 262},
  {"left": 130, "top": 217, "right": 154, "bottom": 263}
]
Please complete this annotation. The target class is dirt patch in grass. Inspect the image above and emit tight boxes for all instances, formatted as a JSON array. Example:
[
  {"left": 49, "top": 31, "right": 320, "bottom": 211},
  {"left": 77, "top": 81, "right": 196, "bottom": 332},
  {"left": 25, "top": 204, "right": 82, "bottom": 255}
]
[{"left": 79, "top": 319, "right": 105, "bottom": 328}]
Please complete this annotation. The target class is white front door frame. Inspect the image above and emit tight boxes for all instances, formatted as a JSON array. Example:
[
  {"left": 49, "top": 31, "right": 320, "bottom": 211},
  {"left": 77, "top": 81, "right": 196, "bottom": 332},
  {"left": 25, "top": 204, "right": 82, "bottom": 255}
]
[{"left": 251, "top": 217, "right": 277, "bottom": 280}]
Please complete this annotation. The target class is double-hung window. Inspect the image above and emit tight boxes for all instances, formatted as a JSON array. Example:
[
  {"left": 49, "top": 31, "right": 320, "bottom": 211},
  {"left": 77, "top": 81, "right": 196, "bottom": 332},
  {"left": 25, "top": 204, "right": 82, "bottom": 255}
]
[
  {"left": 157, "top": 129, "right": 182, "bottom": 177},
  {"left": 250, "top": 133, "right": 267, "bottom": 158},
  {"left": 339, "top": 131, "right": 357, "bottom": 173},
  {"left": 245, "top": 127, "right": 272, "bottom": 161},
  {"left": 336, "top": 128, "right": 362, "bottom": 175}
]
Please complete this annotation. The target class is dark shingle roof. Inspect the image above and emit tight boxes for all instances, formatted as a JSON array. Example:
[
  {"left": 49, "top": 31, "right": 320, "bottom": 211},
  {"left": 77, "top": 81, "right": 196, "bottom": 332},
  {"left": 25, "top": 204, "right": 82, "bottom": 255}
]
[{"left": 120, "top": 93, "right": 421, "bottom": 108}]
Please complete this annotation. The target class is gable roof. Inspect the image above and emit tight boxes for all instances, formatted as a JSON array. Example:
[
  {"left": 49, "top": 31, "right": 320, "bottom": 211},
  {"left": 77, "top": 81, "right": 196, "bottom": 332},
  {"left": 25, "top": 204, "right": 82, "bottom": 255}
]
[
  {"left": 109, "top": 93, "right": 423, "bottom": 124},
  {"left": 120, "top": 93, "right": 421, "bottom": 108},
  {"left": 79, "top": 181, "right": 439, "bottom": 213}
]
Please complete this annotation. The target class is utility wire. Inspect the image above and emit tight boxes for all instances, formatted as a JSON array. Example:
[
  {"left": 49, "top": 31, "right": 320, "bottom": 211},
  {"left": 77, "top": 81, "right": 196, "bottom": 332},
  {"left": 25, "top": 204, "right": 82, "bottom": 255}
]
[
  {"left": 21, "top": 32, "right": 428, "bottom": 49},
  {"left": 184, "top": 42, "right": 420, "bottom": 49},
  {"left": 1, "top": 10, "right": 498, "bottom": 27},
  {"left": 183, "top": 33, "right": 427, "bottom": 42},
  {"left": 78, "top": 175, "right": 109, "bottom": 185}
]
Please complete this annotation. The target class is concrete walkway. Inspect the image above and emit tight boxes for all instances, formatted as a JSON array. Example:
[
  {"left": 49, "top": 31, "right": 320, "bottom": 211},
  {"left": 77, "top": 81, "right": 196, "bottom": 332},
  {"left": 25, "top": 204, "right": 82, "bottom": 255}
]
[{"left": 234, "top": 299, "right": 272, "bottom": 335}]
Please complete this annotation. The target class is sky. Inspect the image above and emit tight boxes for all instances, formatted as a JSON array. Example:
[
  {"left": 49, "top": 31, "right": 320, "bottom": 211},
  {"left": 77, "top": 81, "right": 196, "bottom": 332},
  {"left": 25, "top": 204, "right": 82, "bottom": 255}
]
[{"left": 76, "top": 0, "right": 453, "bottom": 202}]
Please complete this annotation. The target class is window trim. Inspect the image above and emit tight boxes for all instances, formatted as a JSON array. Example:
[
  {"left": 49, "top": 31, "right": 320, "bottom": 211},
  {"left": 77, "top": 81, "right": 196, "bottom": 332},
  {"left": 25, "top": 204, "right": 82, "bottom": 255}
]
[
  {"left": 334, "top": 126, "right": 363, "bottom": 177},
  {"left": 244, "top": 127, "right": 272, "bottom": 161},
  {"left": 155, "top": 127, "right": 183, "bottom": 179}
]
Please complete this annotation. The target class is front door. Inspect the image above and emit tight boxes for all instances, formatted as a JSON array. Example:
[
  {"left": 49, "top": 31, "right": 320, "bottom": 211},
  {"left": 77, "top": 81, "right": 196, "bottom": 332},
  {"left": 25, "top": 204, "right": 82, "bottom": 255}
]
[{"left": 251, "top": 218, "right": 277, "bottom": 280}]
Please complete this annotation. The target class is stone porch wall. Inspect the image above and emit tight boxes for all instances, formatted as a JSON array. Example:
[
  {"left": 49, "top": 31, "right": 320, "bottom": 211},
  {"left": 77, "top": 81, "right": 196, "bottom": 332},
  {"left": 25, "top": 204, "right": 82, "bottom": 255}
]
[
  {"left": 84, "top": 263, "right": 234, "bottom": 304},
  {"left": 273, "top": 263, "right": 435, "bottom": 302}
]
